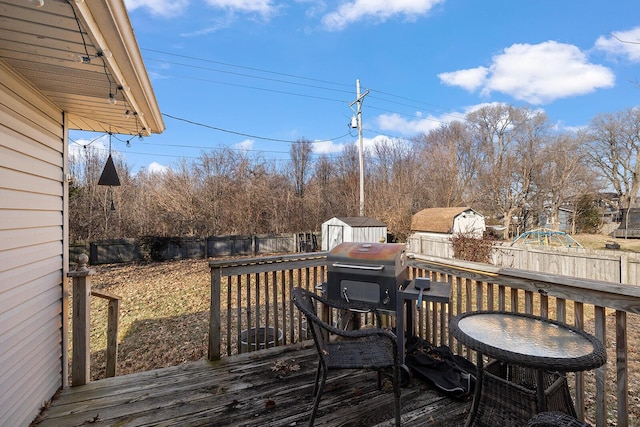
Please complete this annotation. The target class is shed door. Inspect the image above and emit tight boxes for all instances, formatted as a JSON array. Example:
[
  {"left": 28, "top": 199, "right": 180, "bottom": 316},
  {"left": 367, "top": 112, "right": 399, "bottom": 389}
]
[{"left": 327, "top": 225, "right": 344, "bottom": 251}]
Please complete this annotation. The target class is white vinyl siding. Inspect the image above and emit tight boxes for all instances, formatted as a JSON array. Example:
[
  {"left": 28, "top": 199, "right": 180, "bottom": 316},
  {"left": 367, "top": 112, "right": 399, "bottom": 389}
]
[{"left": 0, "top": 61, "right": 65, "bottom": 427}]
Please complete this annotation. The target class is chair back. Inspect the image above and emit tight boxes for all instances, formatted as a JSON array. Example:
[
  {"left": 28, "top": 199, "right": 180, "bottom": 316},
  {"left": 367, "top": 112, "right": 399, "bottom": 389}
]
[{"left": 291, "top": 287, "right": 329, "bottom": 362}]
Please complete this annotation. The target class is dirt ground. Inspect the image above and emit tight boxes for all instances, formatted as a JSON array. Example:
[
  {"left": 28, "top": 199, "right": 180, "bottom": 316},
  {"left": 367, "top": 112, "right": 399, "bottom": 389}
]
[{"left": 79, "top": 234, "right": 640, "bottom": 425}]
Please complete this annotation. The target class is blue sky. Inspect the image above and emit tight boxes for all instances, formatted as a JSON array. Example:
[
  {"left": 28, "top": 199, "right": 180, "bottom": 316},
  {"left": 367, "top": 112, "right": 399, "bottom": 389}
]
[{"left": 70, "top": 0, "right": 640, "bottom": 174}]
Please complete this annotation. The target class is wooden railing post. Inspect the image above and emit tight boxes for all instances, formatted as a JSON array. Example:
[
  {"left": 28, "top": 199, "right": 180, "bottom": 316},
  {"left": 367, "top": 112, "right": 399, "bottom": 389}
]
[
  {"left": 209, "top": 265, "right": 222, "bottom": 360},
  {"left": 67, "top": 253, "right": 94, "bottom": 386}
]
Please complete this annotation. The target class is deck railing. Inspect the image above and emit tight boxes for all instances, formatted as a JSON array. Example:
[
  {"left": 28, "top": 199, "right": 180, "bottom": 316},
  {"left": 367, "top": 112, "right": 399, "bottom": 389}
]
[
  {"left": 209, "top": 250, "right": 640, "bottom": 427},
  {"left": 68, "top": 254, "right": 120, "bottom": 385}
]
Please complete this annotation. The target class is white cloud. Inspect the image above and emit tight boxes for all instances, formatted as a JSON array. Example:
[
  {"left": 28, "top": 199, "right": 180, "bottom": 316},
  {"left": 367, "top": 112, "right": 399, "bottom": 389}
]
[
  {"left": 234, "top": 139, "right": 255, "bottom": 150},
  {"left": 438, "top": 67, "right": 488, "bottom": 92},
  {"left": 126, "top": 0, "right": 277, "bottom": 18},
  {"left": 362, "top": 134, "right": 394, "bottom": 151},
  {"left": 374, "top": 102, "right": 532, "bottom": 136},
  {"left": 296, "top": 0, "right": 327, "bottom": 18},
  {"left": 180, "top": 16, "right": 234, "bottom": 36},
  {"left": 322, "top": 0, "right": 444, "bottom": 31},
  {"left": 594, "top": 27, "right": 640, "bottom": 62},
  {"left": 312, "top": 139, "right": 346, "bottom": 154},
  {"left": 147, "top": 162, "right": 169, "bottom": 174},
  {"left": 439, "top": 41, "right": 615, "bottom": 105},
  {"left": 125, "top": 0, "right": 190, "bottom": 17},
  {"left": 377, "top": 112, "right": 444, "bottom": 135},
  {"left": 204, "top": 0, "right": 278, "bottom": 18}
]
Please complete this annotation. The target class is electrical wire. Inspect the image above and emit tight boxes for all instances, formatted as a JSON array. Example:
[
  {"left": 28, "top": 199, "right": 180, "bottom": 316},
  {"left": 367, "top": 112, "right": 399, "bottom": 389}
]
[
  {"left": 161, "top": 113, "right": 351, "bottom": 143},
  {"left": 66, "top": 0, "right": 115, "bottom": 102},
  {"left": 141, "top": 48, "right": 351, "bottom": 89},
  {"left": 141, "top": 48, "right": 467, "bottom": 125},
  {"left": 143, "top": 57, "right": 353, "bottom": 96}
]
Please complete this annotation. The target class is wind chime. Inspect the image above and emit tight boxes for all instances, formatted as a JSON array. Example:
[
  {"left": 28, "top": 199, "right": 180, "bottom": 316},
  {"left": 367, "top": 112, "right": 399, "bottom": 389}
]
[{"left": 97, "top": 132, "right": 121, "bottom": 210}]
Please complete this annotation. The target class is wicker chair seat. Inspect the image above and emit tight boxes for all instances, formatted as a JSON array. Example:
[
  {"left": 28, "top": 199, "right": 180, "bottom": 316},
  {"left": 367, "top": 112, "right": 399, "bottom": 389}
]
[
  {"left": 527, "top": 411, "right": 592, "bottom": 427},
  {"left": 324, "top": 336, "right": 395, "bottom": 370}
]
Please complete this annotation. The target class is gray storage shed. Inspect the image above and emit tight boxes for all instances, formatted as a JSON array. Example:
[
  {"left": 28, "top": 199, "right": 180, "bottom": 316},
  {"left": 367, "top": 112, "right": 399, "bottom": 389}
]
[{"left": 321, "top": 217, "right": 388, "bottom": 251}]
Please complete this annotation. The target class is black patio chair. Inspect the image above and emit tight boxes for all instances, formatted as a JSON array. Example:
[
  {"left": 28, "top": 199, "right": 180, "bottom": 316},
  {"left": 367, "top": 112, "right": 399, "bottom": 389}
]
[
  {"left": 527, "top": 412, "right": 592, "bottom": 427},
  {"left": 291, "top": 287, "right": 401, "bottom": 427}
]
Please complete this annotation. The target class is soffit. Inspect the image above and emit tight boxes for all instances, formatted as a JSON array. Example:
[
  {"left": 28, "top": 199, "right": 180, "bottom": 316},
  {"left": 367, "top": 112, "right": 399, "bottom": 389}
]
[{"left": 0, "top": 0, "right": 164, "bottom": 136}]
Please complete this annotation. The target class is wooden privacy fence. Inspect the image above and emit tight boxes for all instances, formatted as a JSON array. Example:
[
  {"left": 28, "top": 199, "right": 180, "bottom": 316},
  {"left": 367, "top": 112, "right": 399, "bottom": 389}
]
[
  {"left": 408, "top": 234, "right": 640, "bottom": 285},
  {"left": 209, "top": 250, "right": 640, "bottom": 427},
  {"left": 71, "top": 233, "right": 319, "bottom": 265}
]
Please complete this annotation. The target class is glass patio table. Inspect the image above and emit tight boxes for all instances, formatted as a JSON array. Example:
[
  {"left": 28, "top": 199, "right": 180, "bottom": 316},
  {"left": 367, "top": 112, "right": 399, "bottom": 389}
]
[{"left": 449, "top": 311, "right": 607, "bottom": 427}]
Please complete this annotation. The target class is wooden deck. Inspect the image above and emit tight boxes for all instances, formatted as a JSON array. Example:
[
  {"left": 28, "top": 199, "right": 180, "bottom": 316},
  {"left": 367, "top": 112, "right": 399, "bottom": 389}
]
[{"left": 35, "top": 342, "right": 471, "bottom": 426}]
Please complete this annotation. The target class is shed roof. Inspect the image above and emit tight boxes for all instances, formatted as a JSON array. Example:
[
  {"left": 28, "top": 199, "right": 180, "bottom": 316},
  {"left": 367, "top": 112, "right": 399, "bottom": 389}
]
[
  {"left": 411, "top": 207, "right": 475, "bottom": 233},
  {"left": 330, "top": 217, "right": 387, "bottom": 227}
]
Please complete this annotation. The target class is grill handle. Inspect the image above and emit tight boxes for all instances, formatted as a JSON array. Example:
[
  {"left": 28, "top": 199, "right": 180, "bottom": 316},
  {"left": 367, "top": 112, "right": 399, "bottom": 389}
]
[{"left": 331, "top": 263, "right": 385, "bottom": 271}]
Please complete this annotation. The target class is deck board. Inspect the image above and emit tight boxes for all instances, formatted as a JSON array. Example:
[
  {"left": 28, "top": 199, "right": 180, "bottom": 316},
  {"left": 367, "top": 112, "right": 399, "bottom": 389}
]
[{"left": 36, "top": 342, "right": 471, "bottom": 426}]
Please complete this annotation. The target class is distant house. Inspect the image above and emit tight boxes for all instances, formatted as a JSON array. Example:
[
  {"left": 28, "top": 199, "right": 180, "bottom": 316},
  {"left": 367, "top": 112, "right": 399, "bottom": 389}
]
[
  {"left": 1, "top": 2, "right": 164, "bottom": 426},
  {"left": 614, "top": 208, "right": 640, "bottom": 238},
  {"left": 558, "top": 206, "right": 574, "bottom": 233},
  {"left": 321, "top": 217, "right": 388, "bottom": 251},
  {"left": 411, "top": 207, "right": 485, "bottom": 238}
]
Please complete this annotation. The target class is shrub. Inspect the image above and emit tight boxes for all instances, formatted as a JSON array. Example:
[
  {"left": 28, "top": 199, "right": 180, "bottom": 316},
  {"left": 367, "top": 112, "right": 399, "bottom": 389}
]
[{"left": 450, "top": 233, "right": 494, "bottom": 263}]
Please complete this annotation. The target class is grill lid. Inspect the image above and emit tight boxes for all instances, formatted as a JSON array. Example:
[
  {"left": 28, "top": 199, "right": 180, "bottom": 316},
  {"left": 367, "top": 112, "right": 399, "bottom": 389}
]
[{"left": 328, "top": 242, "right": 406, "bottom": 269}]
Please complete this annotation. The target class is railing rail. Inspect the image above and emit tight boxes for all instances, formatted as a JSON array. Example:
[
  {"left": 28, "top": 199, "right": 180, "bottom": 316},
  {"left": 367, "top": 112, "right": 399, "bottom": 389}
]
[{"left": 209, "top": 250, "right": 640, "bottom": 427}]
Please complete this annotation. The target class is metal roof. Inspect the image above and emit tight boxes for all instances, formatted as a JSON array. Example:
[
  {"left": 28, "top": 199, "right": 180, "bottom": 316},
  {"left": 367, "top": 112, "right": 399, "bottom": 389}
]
[{"left": 331, "top": 217, "right": 387, "bottom": 227}]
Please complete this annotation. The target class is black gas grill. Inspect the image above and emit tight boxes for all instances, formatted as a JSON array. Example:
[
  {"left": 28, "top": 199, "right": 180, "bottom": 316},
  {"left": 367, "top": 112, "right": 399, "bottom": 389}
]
[{"left": 325, "top": 242, "right": 409, "bottom": 312}]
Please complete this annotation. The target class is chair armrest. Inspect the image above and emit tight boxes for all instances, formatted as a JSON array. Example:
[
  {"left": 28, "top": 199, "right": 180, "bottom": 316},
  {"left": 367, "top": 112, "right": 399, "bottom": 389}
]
[{"left": 295, "top": 289, "right": 398, "bottom": 343}]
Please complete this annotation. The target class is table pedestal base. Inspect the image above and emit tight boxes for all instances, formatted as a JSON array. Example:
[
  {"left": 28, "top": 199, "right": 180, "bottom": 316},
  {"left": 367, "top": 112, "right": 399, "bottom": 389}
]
[{"left": 469, "top": 361, "right": 576, "bottom": 427}]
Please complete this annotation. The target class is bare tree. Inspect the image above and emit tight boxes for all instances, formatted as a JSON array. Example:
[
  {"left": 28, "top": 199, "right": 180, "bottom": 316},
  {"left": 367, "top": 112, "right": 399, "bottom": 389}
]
[
  {"left": 586, "top": 108, "right": 640, "bottom": 209},
  {"left": 413, "top": 120, "right": 479, "bottom": 208},
  {"left": 332, "top": 143, "right": 362, "bottom": 216},
  {"left": 367, "top": 138, "right": 423, "bottom": 241},
  {"left": 306, "top": 154, "right": 338, "bottom": 229},
  {"left": 536, "top": 132, "right": 600, "bottom": 230},
  {"left": 287, "top": 138, "right": 314, "bottom": 230},
  {"left": 467, "top": 105, "right": 548, "bottom": 238}
]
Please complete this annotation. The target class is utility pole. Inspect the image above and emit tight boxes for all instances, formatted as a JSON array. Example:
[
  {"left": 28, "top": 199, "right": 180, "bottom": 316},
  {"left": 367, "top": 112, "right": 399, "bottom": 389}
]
[{"left": 350, "top": 79, "right": 369, "bottom": 217}]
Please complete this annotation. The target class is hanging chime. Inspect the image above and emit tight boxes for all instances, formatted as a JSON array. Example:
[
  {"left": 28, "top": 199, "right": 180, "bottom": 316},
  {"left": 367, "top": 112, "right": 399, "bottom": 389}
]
[{"left": 97, "top": 133, "right": 121, "bottom": 210}]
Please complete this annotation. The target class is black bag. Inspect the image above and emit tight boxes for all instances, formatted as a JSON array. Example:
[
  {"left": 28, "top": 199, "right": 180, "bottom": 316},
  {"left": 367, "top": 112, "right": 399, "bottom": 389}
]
[{"left": 405, "top": 335, "right": 476, "bottom": 398}]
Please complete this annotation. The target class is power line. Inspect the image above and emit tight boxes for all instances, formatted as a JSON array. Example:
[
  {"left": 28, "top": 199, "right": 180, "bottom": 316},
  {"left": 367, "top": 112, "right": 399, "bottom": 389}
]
[
  {"left": 162, "top": 113, "right": 352, "bottom": 143},
  {"left": 70, "top": 138, "right": 349, "bottom": 164},
  {"left": 153, "top": 71, "right": 348, "bottom": 103},
  {"left": 368, "top": 90, "right": 467, "bottom": 122},
  {"left": 143, "top": 57, "right": 353, "bottom": 96},
  {"left": 141, "top": 48, "right": 352, "bottom": 88},
  {"left": 142, "top": 47, "right": 466, "bottom": 124}
]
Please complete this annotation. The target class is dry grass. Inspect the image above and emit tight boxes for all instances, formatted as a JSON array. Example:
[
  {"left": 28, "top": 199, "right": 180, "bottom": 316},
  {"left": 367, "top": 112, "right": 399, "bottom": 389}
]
[
  {"left": 73, "top": 243, "right": 640, "bottom": 425},
  {"left": 74, "top": 259, "right": 212, "bottom": 380},
  {"left": 573, "top": 233, "right": 640, "bottom": 252}
]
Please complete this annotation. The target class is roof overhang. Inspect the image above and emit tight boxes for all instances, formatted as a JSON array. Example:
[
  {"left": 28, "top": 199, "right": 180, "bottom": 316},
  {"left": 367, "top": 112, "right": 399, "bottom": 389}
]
[{"left": 0, "top": 0, "right": 164, "bottom": 136}]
